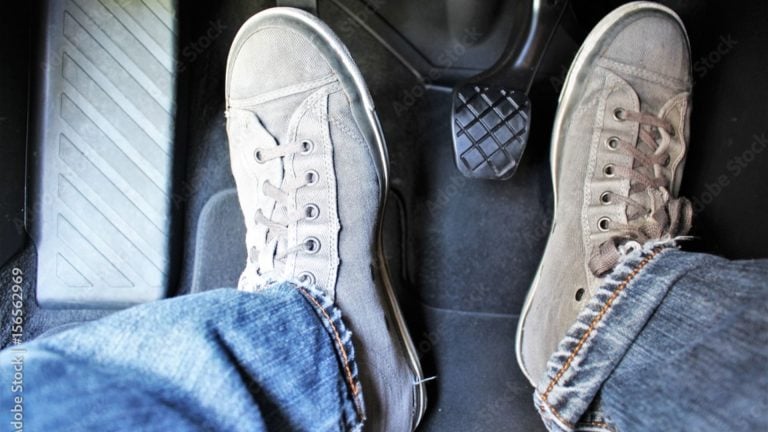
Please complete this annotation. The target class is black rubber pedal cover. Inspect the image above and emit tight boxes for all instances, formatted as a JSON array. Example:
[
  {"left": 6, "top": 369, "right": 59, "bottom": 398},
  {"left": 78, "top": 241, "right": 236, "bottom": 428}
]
[{"left": 452, "top": 85, "right": 531, "bottom": 180}]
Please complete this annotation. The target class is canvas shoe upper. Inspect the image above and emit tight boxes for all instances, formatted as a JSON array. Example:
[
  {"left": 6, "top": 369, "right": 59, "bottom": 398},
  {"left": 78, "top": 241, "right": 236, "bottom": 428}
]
[
  {"left": 225, "top": 8, "right": 426, "bottom": 431},
  {"left": 516, "top": 2, "right": 694, "bottom": 385}
]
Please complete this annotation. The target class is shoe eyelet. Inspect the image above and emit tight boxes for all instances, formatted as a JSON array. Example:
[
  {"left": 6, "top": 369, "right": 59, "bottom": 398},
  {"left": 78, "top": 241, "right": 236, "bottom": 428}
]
[
  {"left": 606, "top": 136, "right": 620, "bottom": 150},
  {"left": 599, "top": 191, "right": 612, "bottom": 205},
  {"left": 298, "top": 271, "right": 316, "bottom": 285},
  {"left": 304, "top": 203, "right": 320, "bottom": 220},
  {"left": 613, "top": 108, "right": 627, "bottom": 121},
  {"left": 305, "top": 170, "right": 319, "bottom": 186},
  {"left": 668, "top": 127, "right": 676, "bottom": 138},
  {"left": 575, "top": 288, "right": 586, "bottom": 301},
  {"left": 304, "top": 237, "right": 321, "bottom": 254},
  {"left": 254, "top": 149, "right": 265, "bottom": 163},
  {"left": 300, "top": 139, "right": 315, "bottom": 155},
  {"left": 603, "top": 164, "right": 616, "bottom": 177},
  {"left": 597, "top": 217, "right": 611, "bottom": 232}
]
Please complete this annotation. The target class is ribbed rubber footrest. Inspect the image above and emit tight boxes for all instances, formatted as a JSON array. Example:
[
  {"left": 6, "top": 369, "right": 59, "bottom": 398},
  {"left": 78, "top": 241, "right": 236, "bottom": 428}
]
[
  {"left": 32, "top": 0, "right": 177, "bottom": 308},
  {"left": 452, "top": 85, "right": 530, "bottom": 180}
]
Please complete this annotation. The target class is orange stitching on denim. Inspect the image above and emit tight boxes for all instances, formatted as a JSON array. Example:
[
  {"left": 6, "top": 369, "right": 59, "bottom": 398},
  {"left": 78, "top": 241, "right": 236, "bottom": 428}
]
[
  {"left": 538, "top": 394, "right": 615, "bottom": 430},
  {"left": 542, "top": 248, "right": 662, "bottom": 402},
  {"left": 296, "top": 287, "right": 364, "bottom": 417},
  {"left": 538, "top": 394, "right": 576, "bottom": 429}
]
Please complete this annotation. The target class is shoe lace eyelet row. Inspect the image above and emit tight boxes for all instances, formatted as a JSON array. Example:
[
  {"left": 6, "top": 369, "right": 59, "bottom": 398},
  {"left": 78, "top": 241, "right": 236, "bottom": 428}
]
[{"left": 249, "top": 136, "right": 322, "bottom": 279}]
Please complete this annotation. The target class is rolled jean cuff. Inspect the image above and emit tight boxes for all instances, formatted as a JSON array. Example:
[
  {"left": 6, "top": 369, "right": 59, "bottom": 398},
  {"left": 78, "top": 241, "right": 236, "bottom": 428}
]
[
  {"left": 281, "top": 282, "right": 366, "bottom": 430},
  {"left": 533, "top": 239, "right": 702, "bottom": 432}
]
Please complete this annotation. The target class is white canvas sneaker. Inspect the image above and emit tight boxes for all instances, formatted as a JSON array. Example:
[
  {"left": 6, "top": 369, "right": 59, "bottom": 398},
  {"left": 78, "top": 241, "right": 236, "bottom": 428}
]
[
  {"left": 516, "top": 1, "right": 694, "bottom": 385},
  {"left": 225, "top": 8, "right": 426, "bottom": 430}
]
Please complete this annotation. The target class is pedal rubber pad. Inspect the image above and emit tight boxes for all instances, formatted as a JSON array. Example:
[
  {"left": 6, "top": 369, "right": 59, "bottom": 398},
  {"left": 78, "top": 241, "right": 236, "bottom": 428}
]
[{"left": 452, "top": 85, "right": 531, "bottom": 180}]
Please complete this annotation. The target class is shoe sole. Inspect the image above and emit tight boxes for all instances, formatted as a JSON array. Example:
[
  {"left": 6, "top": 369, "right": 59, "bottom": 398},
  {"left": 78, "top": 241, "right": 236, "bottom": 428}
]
[
  {"left": 225, "top": 8, "right": 427, "bottom": 428},
  {"left": 514, "top": 1, "right": 689, "bottom": 385}
]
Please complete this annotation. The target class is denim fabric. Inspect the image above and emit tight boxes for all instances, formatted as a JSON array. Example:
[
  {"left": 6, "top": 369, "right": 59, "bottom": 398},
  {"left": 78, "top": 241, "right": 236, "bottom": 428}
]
[
  {"left": 0, "top": 283, "right": 365, "bottom": 432},
  {"left": 535, "top": 242, "right": 768, "bottom": 431}
]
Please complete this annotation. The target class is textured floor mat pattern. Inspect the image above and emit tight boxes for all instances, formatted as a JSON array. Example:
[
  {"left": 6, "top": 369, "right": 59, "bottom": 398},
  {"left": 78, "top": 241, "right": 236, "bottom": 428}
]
[{"left": 32, "top": 0, "right": 177, "bottom": 307}]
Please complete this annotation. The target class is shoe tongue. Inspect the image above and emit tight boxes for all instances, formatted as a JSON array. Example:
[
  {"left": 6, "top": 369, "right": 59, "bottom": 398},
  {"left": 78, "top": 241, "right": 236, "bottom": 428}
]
[
  {"left": 627, "top": 187, "right": 670, "bottom": 231},
  {"left": 627, "top": 137, "right": 658, "bottom": 220}
]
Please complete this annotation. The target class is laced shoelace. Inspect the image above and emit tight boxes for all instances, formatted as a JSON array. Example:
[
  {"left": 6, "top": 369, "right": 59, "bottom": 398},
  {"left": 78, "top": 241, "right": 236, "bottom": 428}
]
[
  {"left": 251, "top": 139, "right": 318, "bottom": 281},
  {"left": 588, "top": 108, "right": 692, "bottom": 277}
]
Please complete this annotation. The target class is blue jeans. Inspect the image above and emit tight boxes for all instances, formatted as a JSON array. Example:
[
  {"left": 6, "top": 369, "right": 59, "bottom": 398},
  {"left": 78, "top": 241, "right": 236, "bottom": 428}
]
[
  {"left": 536, "top": 243, "right": 768, "bottom": 431},
  {"left": 1, "top": 249, "right": 767, "bottom": 431},
  {"left": 0, "top": 283, "right": 365, "bottom": 432}
]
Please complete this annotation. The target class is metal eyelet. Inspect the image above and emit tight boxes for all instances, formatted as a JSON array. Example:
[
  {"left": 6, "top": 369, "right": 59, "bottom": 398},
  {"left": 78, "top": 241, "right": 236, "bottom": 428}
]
[
  {"left": 297, "top": 271, "right": 316, "bottom": 285},
  {"left": 606, "top": 136, "right": 620, "bottom": 150},
  {"left": 305, "top": 170, "right": 319, "bottom": 186},
  {"left": 304, "top": 237, "right": 321, "bottom": 254},
  {"left": 300, "top": 139, "right": 315, "bottom": 155},
  {"left": 597, "top": 217, "right": 611, "bottom": 232},
  {"left": 613, "top": 108, "right": 627, "bottom": 121},
  {"left": 600, "top": 191, "right": 612, "bottom": 205},
  {"left": 603, "top": 164, "right": 616, "bottom": 177},
  {"left": 575, "top": 288, "right": 586, "bottom": 301},
  {"left": 304, "top": 203, "right": 320, "bottom": 220},
  {"left": 254, "top": 149, "right": 265, "bottom": 163}
]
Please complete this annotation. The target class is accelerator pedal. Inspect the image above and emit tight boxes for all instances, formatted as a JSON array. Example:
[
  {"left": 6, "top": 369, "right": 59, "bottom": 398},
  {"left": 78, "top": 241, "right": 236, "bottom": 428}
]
[{"left": 452, "top": 0, "right": 568, "bottom": 180}]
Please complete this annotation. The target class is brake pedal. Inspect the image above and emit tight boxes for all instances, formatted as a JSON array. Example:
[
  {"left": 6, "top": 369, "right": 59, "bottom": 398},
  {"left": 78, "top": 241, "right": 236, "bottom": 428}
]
[{"left": 452, "top": 0, "right": 569, "bottom": 180}]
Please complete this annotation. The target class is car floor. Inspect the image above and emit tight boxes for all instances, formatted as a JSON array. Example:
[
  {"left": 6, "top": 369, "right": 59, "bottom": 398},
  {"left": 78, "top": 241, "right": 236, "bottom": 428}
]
[
  {"left": 2, "top": 1, "right": 767, "bottom": 431},
  {"left": 175, "top": 1, "right": 768, "bottom": 430}
]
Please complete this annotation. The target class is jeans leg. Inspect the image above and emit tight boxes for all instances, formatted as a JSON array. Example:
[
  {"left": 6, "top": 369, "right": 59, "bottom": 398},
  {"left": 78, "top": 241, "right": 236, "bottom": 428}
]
[
  {"left": 535, "top": 241, "right": 768, "bottom": 431},
  {"left": 0, "top": 283, "right": 365, "bottom": 432}
]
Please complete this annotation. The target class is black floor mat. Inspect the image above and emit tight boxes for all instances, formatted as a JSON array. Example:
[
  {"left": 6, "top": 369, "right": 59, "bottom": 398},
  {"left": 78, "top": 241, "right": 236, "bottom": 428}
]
[
  {"left": 190, "top": 189, "right": 244, "bottom": 293},
  {"left": 417, "top": 305, "right": 545, "bottom": 431}
]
